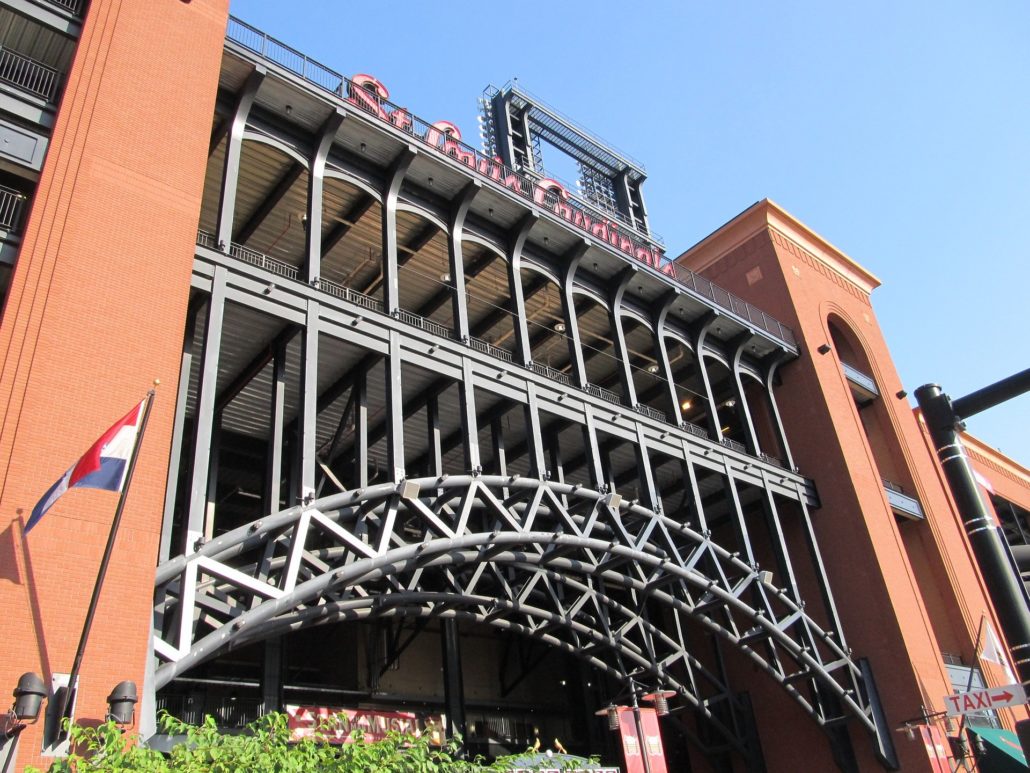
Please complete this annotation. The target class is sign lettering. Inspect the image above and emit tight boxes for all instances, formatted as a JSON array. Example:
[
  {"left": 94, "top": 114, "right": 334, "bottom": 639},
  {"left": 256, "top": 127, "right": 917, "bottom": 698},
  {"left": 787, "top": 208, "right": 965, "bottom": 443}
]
[
  {"left": 943, "top": 682, "right": 1027, "bottom": 716},
  {"left": 345, "top": 74, "right": 670, "bottom": 276}
]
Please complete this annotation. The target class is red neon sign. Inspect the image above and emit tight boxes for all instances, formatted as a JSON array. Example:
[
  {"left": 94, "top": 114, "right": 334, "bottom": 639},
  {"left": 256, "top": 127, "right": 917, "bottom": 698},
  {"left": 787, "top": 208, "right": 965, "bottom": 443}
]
[{"left": 345, "top": 75, "right": 671, "bottom": 277}]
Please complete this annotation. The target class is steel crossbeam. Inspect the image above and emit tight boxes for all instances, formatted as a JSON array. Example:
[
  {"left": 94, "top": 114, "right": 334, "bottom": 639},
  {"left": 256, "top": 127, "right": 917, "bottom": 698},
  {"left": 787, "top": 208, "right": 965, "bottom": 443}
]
[{"left": 154, "top": 474, "right": 880, "bottom": 752}]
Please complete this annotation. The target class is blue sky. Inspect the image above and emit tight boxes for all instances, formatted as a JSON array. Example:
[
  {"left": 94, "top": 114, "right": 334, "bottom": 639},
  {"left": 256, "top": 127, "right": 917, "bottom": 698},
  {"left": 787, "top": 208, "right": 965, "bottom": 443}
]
[{"left": 229, "top": 0, "right": 1029, "bottom": 466}]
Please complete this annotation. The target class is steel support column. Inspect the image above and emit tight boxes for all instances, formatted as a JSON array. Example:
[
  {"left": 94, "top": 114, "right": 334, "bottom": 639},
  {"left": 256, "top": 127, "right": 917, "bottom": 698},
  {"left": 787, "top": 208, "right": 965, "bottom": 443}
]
[
  {"left": 304, "top": 109, "right": 345, "bottom": 284},
  {"left": 560, "top": 240, "right": 590, "bottom": 388},
  {"left": 762, "top": 350, "right": 795, "bottom": 470},
  {"left": 609, "top": 268, "right": 639, "bottom": 407},
  {"left": 507, "top": 213, "right": 538, "bottom": 367},
  {"left": 381, "top": 147, "right": 416, "bottom": 314},
  {"left": 354, "top": 368, "right": 369, "bottom": 488},
  {"left": 185, "top": 266, "right": 227, "bottom": 551},
  {"left": 448, "top": 181, "right": 479, "bottom": 341},
  {"left": 264, "top": 337, "right": 287, "bottom": 516},
  {"left": 299, "top": 301, "right": 320, "bottom": 500},
  {"left": 459, "top": 359, "right": 481, "bottom": 473},
  {"left": 441, "top": 618, "right": 467, "bottom": 752},
  {"left": 385, "top": 329, "right": 405, "bottom": 482},
  {"left": 692, "top": 313, "right": 723, "bottom": 440},
  {"left": 160, "top": 296, "right": 203, "bottom": 562},
  {"left": 653, "top": 291, "right": 682, "bottom": 424},
  {"left": 730, "top": 333, "right": 761, "bottom": 455},
  {"left": 216, "top": 67, "right": 265, "bottom": 250},
  {"left": 523, "top": 383, "right": 546, "bottom": 478}
]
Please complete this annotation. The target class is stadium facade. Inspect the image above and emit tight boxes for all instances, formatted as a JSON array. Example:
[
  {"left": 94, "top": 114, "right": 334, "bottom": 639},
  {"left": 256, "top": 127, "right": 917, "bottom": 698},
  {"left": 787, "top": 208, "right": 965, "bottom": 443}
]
[{"left": 0, "top": 1, "right": 1028, "bottom": 770}]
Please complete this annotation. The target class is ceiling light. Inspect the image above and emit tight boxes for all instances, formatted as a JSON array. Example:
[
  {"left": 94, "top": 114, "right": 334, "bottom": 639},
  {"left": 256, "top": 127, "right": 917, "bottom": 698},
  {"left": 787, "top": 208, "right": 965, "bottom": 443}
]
[
  {"left": 647, "top": 365, "right": 659, "bottom": 374},
  {"left": 553, "top": 322, "right": 566, "bottom": 333},
  {"left": 440, "top": 273, "right": 451, "bottom": 282},
  {"left": 680, "top": 399, "right": 692, "bottom": 411}
]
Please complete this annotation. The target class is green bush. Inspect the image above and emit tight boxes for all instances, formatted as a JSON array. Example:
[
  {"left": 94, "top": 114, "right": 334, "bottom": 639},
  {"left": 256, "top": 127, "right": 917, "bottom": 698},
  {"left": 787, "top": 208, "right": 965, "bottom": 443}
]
[{"left": 29, "top": 712, "right": 590, "bottom": 772}]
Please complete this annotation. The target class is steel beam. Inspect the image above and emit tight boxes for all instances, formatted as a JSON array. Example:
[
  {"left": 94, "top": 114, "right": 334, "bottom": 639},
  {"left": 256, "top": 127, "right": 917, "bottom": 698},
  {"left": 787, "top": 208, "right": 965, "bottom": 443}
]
[
  {"left": 217, "top": 67, "right": 266, "bottom": 250},
  {"left": 304, "top": 109, "right": 345, "bottom": 284},
  {"left": 381, "top": 147, "right": 416, "bottom": 314}
]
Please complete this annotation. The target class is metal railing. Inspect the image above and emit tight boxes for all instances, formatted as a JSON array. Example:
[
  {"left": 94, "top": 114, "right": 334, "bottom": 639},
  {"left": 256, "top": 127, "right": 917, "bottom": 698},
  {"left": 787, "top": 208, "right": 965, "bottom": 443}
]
[
  {"left": 0, "top": 48, "right": 58, "bottom": 100},
  {"left": 584, "top": 382, "right": 621, "bottom": 406},
  {"left": 760, "top": 452, "right": 785, "bottom": 469},
  {"left": 681, "top": 421, "right": 709, "bottom": 440},
  {"left": 469, "top": 336, "right": 514, "bottom": 363},
  {"left": 635, "top": 403, "right": 667, "bottom": 422},
  {"left": 882, "top": 479, "right": 925, "bottom": 519},
  {"left": 0, "top": 186, "right": 26, "bottom": 233},
  {"left": 396, "top": 308, "right": 453, "bottom": 340},
  {"left": 196, "top": 231, "right": 804, "bottom": 475},
  {"left": 842, "top": 362, "right": 879, "bottom": 396},
  {"left": 721, "top": 437, "right": 747, "bottom": 454},
  {"left": 223, "top": 16, "right": 797, "bottom": 350},
  {"left": 42, "top": 0, "right": 84, "bottom": 14},
  {"left": 530, "top": 361, "right": 572, "bottom": 386}
]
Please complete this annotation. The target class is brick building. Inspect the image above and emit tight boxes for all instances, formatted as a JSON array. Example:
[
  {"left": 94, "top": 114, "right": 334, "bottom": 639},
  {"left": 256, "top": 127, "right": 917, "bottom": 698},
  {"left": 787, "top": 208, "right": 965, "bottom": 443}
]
[{"left": 0, "top": 2, "right": 1027, "bottom": 771}]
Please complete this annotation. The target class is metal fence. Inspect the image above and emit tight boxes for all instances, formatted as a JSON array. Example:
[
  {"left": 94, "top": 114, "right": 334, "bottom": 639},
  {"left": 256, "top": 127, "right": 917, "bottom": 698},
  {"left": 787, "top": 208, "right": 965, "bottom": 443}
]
[
  {"left": 635, "top": 403, "right": 668, "bottom": 422},
  {"left": 0, "top": 186, "right": 26, "bottom": 233},
  {"left": 584, "top": 382, "right": 622, "bottom": 406},
  {"left": 0, "top": 48, "right": 58, "bottom": 100}
]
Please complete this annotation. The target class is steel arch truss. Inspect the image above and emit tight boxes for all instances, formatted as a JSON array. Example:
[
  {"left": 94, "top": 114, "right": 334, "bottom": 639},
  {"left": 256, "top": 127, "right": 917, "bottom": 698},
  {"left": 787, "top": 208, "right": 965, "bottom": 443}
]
[{"left": 153, "top": 475, "right": 883, "bottom": 753}]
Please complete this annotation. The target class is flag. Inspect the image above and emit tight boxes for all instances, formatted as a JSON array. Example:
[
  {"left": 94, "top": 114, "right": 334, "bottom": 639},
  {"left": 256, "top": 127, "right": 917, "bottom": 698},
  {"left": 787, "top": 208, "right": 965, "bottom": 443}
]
[
  {"left": 25, "top": 399, "right": 147, "bottom": 534},
  {"left": 980, "top": 617, "right": 1016, "bottom": 682}
]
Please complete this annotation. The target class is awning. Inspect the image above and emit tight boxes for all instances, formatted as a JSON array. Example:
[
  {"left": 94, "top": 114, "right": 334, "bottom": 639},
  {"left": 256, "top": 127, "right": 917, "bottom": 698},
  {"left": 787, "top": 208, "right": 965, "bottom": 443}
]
[{"left": 969, "top": 726, "right": 1029, "bottom": 773}]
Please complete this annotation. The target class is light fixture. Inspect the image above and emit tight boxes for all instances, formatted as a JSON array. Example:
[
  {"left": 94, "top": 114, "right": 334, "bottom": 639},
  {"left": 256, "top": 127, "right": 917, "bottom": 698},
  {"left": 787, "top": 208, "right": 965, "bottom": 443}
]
[
  {"left": 553, "top": 322, "right": 566, "bottom": 333},
  {"left": 647, "top": 365, "right": 659, "bottom": 374},
  {"left": 427, "top": 177, "right": 434, "bottom": 187},
  {"left": 106, "top": 681, "right": 137, "bottom": 725},
  {"left": 285, "top": 105, "right": 293, "bottom": 116},
  {"left": 896, "top": 390, "right": 908, "bottom": 399},
  {"left": 11, "top": 673, "right": 46, "bottom": 724},
  {"left": 817, "top": 343, "right": 831, "bottom": 355},
  {"left": 680, "top": 399, "right": 692, "bottom": 411},
  {"left": 360, "top": 142, "right": 366, "bottom": 152},
  {"left": 440, "top": 273, "right": 451, "bottom": 282}
]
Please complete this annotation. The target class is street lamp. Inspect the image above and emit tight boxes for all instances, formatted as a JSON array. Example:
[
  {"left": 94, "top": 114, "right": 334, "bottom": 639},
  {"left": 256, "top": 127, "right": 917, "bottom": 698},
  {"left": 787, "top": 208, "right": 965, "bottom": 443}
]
[{"left": 596, "top": 678, "right": 676, "bottom": 773}]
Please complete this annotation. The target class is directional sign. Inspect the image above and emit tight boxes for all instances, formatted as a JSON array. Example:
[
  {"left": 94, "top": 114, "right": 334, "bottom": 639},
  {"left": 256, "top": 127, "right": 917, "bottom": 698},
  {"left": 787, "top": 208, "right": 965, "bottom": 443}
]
[{"left": 944, "top": 683, "right": 1028, "bottom": 716}]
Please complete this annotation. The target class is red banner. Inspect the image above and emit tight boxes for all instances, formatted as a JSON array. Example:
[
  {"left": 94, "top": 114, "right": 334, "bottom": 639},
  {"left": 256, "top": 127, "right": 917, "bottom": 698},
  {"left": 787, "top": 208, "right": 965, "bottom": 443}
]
[
  {"left": 286, "top": 705, "right": 445, "bottom": 745},
  {"left": 618, "top": 708, "right": 645, "bottom": 773},
  {"left": 638, "top": 707, "right": 668, "bottom": 773},
  {"left": 918, "top": 726, "right": 950, "bottom": 773}
]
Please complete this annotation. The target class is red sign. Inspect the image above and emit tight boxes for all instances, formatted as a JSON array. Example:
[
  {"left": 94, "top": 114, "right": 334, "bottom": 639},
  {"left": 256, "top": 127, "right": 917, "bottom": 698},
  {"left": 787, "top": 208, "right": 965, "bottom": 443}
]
[
  {"left": 638, "top": 707, "right": 669, "bottom": 773},
  {"left": 286, "top": 705, "right": 445, "bottom": 745},
  {"left": 616, "top": 707, "right": 668, "bottom": 773},
  {"left": 617, "top": 708, "right": 645, "bottom": 773},
  {"left": 344, "top": 75, "right": 670, "bottom": 276},
  {"left": 918, "top": 726, "right": 951, "bottom": 773}
]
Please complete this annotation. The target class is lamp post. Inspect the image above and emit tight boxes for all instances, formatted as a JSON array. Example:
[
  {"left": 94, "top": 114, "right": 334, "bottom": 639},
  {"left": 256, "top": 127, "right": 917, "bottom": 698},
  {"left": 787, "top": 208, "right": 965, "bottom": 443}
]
[
  {"left": 596, "top": 679, "right": 674, "bottom": 773},
  {"left": 915, "top": 368, "right": 1030, "bottom": 683}
]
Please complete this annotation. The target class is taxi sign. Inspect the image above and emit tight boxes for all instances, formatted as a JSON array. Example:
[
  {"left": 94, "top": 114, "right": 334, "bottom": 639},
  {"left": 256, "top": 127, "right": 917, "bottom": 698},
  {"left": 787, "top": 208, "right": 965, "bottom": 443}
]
[{"left": 944, "top": 683, "right": 1027, "bottom": 716}]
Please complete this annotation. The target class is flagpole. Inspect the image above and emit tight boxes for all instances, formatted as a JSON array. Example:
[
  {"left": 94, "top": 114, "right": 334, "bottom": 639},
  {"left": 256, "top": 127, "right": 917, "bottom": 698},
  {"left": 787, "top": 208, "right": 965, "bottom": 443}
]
[{"left": 55, "top": 390, "right": 156, "bottom": 737}]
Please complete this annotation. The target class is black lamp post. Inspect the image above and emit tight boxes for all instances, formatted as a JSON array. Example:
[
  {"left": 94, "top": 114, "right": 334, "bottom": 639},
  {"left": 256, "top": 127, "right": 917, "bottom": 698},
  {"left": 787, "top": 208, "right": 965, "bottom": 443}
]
[{"left": 915, "top": 368, "right": 1030, "bottom": 684}]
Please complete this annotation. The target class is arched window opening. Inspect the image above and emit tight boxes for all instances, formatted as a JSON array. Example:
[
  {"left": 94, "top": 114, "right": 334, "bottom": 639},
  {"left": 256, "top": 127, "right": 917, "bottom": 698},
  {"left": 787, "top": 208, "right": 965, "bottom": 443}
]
[
  {"left": 395, "top": 209, "right": 452, "bottom": 334},
  {"left": 520, "top": 267, "right": 573, "bottom": 378},
  {"left": 572, "top": 293, "right": 624, "bottom": 402},
  {"left": 704, "top": 356, "right": 746, "bottom": 447},
  {"left": 464, "top": 246, "right": 517, "bottom": 356},
  {"left": 319, "top": 176, "right": 383, "bottom": 304},
  {"left": 229, "top": 140, "right": 310, "bottom": 267},
  {"left": 621, "top": 316, "right": 666, "bottom": 417},
  {"left": 664, "top": 337, "right": 708, "bottom": 435},
  {"left": 741, "top": 373, "right": 782, "bottom": 463}
]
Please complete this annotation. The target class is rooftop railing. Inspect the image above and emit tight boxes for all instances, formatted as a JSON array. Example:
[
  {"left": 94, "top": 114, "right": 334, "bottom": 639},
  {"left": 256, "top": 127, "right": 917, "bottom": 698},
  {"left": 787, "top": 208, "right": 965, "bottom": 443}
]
[
  {"left": 224, "top": 16, "right": 797, "bottom": 349},
  {"left": 0, "top": 186, "right": 27, "bottom": 233}
]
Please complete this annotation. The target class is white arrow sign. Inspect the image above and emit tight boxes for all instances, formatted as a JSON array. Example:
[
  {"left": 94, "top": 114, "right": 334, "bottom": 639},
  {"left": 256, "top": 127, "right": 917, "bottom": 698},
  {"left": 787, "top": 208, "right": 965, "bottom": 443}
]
[{"left": 944, "top": 683, "right": 1028, "bottom": 717}]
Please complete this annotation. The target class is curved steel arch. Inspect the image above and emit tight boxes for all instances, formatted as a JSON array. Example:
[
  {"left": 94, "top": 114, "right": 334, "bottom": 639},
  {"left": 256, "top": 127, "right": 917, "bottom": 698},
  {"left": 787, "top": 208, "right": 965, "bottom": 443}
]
[{"left": 153, "top": 475, "right": 882, "bottom": 751}]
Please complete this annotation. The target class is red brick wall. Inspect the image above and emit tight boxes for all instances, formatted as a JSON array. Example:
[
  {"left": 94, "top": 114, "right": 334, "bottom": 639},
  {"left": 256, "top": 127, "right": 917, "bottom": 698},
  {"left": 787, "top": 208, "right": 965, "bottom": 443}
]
[
  {"left": 675, "top": 202, "right": 1026, "bottom": 771},
  {"left": 0, "top": 0, "right": 228, "bottom": 768}
]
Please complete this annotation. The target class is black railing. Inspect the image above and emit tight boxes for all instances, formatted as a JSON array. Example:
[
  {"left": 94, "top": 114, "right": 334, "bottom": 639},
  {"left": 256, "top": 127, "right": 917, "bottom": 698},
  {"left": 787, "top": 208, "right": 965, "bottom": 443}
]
[
  {"left": 223, "top": 16, "right": 797, "bottom": 349},
  {"left": 0, "top": 48, "right": 58, "bottom": 100},
  {"left": 0, "top": 186, "right": 26, "bottom": 233},
  {"left": 157, "top": 694, "right": 265, "bottom": 729},
  {"left": 682, "top": 421, "right": 709, "bottom": 440},
  {"left": 469, "top": 336, "right": 514, "bottom": 363},
  {"left": 530, "top": 361, "right": 572, "bottom": 386}
]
